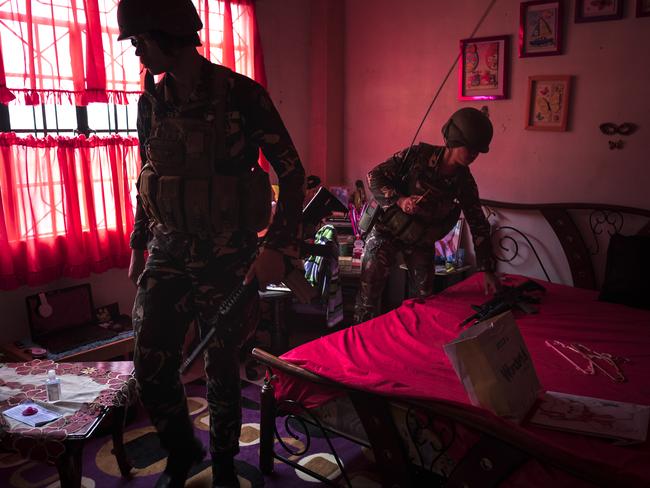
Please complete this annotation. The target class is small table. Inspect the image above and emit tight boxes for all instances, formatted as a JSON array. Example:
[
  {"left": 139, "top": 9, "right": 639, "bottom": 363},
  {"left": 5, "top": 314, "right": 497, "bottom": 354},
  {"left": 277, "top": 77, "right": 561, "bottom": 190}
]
[
  {"left": 259, "top": 288, "right": 294, "bottom": 355},
  {"left": 0, "top": 360, "right": 135, "bottom": 487}
]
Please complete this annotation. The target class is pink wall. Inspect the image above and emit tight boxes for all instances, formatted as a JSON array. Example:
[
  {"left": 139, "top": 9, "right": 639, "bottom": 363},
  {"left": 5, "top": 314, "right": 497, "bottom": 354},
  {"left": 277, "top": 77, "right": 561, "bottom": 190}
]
[
  {"left": 343, "top": 0, "right": 650, "bottom": 208},
  {"left": 257, "top": 0, "right": 345, "bottom": 185},
  {"left": 256, "top": 0, "right": 312, "bottom": 179},
  {"left": 307, "top": 0, "right": 345, "bottom": 186},
  {"left": 0, "top": 269, "right": 138, "bottom": 344}
]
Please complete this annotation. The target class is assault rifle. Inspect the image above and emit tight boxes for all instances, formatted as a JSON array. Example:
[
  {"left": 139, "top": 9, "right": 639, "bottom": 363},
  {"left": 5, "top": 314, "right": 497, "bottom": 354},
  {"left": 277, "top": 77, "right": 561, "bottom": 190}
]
[
  {"left": 459, "top": 279, "right": 546, "bottom": 328},
  {"left": 180, "top": 187, "right": 346, "bottom": 374}
]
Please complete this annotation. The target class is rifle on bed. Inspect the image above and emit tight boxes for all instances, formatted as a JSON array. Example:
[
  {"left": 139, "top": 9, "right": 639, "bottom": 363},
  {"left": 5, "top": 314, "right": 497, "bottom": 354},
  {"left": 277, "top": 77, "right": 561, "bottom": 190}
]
[
  {"left": 180, "top": 187, "right": 347, "bottom": 374},
  {"left": 459, "top": 279, "right": 546, "bottom": 328}
]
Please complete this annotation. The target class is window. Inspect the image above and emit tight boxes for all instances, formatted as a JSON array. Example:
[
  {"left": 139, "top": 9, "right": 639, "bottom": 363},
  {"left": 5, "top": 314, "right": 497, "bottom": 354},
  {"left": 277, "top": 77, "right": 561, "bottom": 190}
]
[
  {"left": 4, "top": 103, "right": 137, "bottom": 136},
  {"left": 0, "top": 0, "right": 265, "bottom": 288},
  {"left": 198, "top": 0, "right": 261, "bottom": 79}
]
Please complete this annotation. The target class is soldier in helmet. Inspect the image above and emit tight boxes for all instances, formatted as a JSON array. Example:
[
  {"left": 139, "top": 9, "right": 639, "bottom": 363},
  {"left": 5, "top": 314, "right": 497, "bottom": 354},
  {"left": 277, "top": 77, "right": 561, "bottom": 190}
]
[
  {"left": 117, "top": 1, "right": 305, "bottom": 487},
  {"left": 354, "top": 107, "right": 500, "bottom": 323}
]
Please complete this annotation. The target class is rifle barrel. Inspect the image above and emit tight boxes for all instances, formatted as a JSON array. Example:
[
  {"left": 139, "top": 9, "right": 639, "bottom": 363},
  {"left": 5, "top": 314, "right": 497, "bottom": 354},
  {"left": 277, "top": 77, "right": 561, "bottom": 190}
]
[
  {"left": 179, "top": 278, "right": 259, "bottom": 374},
  {"left": 180, "top": 327, "right": 215, "bottom": 374}
]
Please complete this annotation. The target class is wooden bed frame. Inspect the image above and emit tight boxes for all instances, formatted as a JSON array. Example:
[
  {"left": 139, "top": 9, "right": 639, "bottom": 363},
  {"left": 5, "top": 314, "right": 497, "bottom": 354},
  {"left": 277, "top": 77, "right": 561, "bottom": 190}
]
[{"left": 251, "top": 200, "right": 650, "bottom": 488}]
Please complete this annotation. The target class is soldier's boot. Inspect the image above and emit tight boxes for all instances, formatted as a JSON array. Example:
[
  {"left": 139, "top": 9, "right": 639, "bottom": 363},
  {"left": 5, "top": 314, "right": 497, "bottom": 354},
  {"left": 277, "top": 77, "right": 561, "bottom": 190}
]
[
  {"left": 155, "top": 437, "right": 206, "bottom": 488},
  {"left": 212, "top": 453, "right": 239, "bottom": 488}
]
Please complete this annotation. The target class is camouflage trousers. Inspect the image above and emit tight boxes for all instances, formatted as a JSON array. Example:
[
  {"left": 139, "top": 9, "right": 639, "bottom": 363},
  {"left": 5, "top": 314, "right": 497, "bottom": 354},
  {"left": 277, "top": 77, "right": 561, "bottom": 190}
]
[
  {"left": 354, "top": 228, "right": 435, "bottom": 323},
  {"left": 132, "top": 227, "right": 259, "bottom": 457}
]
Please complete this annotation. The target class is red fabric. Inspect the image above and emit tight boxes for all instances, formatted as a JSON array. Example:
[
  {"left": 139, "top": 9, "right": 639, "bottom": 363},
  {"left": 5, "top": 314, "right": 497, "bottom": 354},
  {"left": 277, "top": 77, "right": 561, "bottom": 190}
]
[
  {"left": 0, "top": 133, "right": 139, "bottom": 289},
  {"left": 0, "top": 0, "right": 109, "bottom": 106},
  {"left": 81, "top": 0, "right": 108, "bottom": 103},
  {"left": 222, "top": 1, "right": 237, "bottom": 71},
  {"left": 195, "top": 0, "right": 269, "bottom": 171},
  {"left": 246, "top": 0, "right": 270, "bottom": 171},
  {"left": 276, "top": 273, "right": 650, "bottom": 483},
  {"left": 0, "top": 0, "right": 266, "bottom": 106},
  {"left": 0, "top": 1, "right": 268, "bottom": 288},
  {"left": 0, "top": 47, "right": 15, "bottom": 104},
  {"left": 250, "top": 6, "right": 268, "bottom": 89}
]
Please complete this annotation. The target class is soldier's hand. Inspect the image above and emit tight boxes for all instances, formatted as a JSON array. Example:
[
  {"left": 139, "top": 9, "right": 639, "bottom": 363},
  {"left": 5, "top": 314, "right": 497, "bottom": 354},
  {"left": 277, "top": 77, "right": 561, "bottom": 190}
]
[
  {"left": 128, "top": 250, "right": 146, "bottom": 286},
  {"left": 245, "top": 247, "right": 285, "bottom": 290},
  {"left": 397, "top": 196, "right": 419, "bottom": 215},
  {"left": 483, "top": 271, "right": 502, "bottom": 295}
]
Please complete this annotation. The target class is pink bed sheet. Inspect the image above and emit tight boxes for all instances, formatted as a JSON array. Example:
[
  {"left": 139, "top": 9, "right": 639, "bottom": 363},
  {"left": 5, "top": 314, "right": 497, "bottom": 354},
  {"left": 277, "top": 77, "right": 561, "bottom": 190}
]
[{"left": 275, "top": 273, "right": 650, "bottom": 485}]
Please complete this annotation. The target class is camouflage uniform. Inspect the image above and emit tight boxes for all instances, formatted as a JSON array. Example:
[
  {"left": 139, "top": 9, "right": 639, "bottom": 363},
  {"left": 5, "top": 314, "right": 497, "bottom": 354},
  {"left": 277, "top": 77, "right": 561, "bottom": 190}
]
[
  {"left": 354, "top": 143, "right": 494, "bottom": 323},
  {"left": 130, "top": 59, "right": 305, "bottom": 458}
]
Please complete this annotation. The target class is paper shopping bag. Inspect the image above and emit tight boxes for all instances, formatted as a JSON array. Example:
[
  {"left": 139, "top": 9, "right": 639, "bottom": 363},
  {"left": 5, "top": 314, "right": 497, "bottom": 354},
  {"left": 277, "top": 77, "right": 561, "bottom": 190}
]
[{"left": 443, "top": 311, "right": 541, "bottom": 422}]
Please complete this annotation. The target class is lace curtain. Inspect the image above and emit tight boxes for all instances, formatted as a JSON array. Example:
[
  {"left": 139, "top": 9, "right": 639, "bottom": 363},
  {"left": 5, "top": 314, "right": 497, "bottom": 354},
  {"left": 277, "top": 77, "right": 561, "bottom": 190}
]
[{"left": 0, "top": 0, "right": 267, "bottom": 289}]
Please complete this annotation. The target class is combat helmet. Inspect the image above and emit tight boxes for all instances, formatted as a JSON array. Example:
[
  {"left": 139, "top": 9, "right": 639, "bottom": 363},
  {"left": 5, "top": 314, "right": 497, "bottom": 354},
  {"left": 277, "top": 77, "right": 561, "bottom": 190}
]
[
  {"left": 442, "top": 107, "right": 493, "bottom": 153},
  {"left": 117, "top": 0, "right": 203, "bottom": 40}
]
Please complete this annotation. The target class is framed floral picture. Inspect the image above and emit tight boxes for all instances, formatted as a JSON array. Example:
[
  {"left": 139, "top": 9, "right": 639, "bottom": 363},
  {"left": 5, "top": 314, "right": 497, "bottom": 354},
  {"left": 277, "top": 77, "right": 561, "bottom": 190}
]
[
  {"left": 525, "top": 75, "right": 572, "bottom": 131},
  {"left": 637, "top": 0, "right": 650, "bottom": 17},
  {"left": 519, "top": 0, "right": 564, "bottom": 57},
  {"left": 575, "top": 0, "right": 624, "bottom": 22},
  {"left": 458, "top": 35, "right": 509, "bottom": 101}
]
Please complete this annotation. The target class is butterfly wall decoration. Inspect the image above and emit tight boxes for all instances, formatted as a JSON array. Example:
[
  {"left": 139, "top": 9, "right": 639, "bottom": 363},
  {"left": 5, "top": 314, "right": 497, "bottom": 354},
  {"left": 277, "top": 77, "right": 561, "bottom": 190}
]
[{"left": 599, "top": 122, "right": 638, "bottom": 136}]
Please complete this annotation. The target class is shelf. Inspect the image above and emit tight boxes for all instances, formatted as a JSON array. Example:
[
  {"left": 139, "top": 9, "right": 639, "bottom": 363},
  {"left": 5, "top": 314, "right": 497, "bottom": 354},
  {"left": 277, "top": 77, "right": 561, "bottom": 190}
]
[{"left": 0, "top": 336, "right": 134, "bottom": 363}]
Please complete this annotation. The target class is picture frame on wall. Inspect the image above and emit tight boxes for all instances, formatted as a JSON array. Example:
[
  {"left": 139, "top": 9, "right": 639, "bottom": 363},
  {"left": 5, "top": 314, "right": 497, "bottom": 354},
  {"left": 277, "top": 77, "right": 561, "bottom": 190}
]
[
  {"left": 519, "top": 0, "right": 563, "bottom": 57},
  {"left": 575, "top": 0, "right": 624, "bottom": 22},
  {"left": 637, "top": 0, "right": 650, "bottom": 17},
  {"left": 458, "top": 35, "right": 509, "bottom": 101},
  {"left": 525, "top": 75, "right": 572, "bottom": 132}
]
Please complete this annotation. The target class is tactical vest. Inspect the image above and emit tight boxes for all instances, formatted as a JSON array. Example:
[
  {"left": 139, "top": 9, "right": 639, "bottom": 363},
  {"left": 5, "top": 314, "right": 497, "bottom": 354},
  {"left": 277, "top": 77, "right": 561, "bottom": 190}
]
[
  {"left": 379, "top": 204, "right": 461, "bottom": 247},
  {"left": 137, "top": 64, "right": 272, "bottom": 236},
  {"left": 377, "top": 144, "right": 462, "bottom": 247}
]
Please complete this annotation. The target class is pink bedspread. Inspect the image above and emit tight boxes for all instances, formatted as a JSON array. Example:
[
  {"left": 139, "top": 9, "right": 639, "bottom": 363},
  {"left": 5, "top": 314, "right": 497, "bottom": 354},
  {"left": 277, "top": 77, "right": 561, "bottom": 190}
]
[{"left": 276, "top": 273, "right": 650, "bottom": 484}]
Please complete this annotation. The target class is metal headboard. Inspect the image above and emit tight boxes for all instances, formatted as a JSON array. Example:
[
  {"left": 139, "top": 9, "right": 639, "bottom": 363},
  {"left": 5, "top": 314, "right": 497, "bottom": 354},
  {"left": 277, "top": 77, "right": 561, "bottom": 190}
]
[{"left": 480, "top": 200, "right": 650, "bottom": 289}]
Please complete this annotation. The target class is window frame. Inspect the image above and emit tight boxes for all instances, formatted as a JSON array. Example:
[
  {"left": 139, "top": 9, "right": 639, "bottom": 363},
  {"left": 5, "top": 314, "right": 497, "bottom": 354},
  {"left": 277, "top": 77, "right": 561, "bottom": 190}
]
[{"left": 0, "top": 102, "right": 137, "bottom": 137}]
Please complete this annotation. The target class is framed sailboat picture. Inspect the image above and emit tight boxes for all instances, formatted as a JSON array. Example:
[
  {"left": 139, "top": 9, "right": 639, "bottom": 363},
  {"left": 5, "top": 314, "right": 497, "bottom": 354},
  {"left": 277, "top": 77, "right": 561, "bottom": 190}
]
[{"left": 519, "top": 0, "right": 564, "bottom": 57}]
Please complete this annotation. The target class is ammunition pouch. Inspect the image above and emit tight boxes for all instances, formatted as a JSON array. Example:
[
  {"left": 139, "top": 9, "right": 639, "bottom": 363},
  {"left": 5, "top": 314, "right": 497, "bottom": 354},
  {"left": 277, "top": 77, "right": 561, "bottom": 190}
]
[
  {"left": 138, "top": 164, "right": 163, "bottom": 225},
  {"left": 138, "top": 165, "right": 270, "bottom": 235},
  {"left": 146, "top": 115, "right": 218, "bottom": 178},
  {"left": 379, "top": 204, "right": 461, "bottom": 247},
  {"left": 137, "top": 63, "right": 271, "bottom": 235}
]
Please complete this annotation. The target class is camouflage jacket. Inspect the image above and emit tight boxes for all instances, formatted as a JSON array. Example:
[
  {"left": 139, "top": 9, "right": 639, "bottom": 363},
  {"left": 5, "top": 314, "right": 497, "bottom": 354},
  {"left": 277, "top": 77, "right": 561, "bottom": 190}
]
[
  {"left": 130, "top": 59, "right": 305, "bottom": 253},
  {"left": 367, "top": 143, "right": 495, "bottom": 271}
]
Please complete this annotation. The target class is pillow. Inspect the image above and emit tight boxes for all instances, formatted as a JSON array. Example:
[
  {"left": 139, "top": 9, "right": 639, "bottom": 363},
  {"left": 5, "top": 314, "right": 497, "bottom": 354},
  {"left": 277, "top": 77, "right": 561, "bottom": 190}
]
[{"left": 599, "top": 233, "right": 650, "bottom": 310}]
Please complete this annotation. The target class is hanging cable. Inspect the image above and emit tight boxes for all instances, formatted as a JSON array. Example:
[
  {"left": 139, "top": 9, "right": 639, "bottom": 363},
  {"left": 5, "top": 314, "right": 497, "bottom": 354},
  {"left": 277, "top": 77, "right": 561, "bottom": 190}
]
[{"left": 399, "top": 0, "right": 498, "bottom": 170}]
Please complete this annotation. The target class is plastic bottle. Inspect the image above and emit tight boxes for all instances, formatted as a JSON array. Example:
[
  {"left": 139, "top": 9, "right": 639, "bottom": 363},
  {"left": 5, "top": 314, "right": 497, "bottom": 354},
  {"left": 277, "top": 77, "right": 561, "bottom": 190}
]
[{"left": 45, "top": 369, "right": 61, "bottom": 402}]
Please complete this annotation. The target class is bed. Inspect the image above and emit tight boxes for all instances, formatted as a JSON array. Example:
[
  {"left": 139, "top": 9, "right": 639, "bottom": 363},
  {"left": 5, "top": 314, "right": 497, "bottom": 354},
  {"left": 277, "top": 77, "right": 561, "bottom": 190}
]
[{"left": 251, "top": 200, "right": 650, "bottom": 487}]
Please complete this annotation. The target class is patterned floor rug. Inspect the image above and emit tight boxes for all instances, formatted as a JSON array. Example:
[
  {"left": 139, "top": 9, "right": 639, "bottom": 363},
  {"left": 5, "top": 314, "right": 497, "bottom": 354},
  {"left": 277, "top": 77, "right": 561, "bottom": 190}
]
[{"left": 0, "top": 381, "right": 381, "bottom": 487}]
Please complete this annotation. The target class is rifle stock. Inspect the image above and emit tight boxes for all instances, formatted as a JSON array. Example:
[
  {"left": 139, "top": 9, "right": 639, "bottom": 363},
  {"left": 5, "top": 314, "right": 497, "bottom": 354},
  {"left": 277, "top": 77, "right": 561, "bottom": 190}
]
[{"left": 459, "top": 279, "right": 546, "bottom": 328}]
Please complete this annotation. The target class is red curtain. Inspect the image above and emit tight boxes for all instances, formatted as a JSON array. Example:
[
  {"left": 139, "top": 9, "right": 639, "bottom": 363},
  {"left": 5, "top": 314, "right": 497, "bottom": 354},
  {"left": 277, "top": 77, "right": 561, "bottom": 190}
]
[
  {"left": 0, "top": 133, "right": 139, "bottom": 289},
  {"left": 0, "top": 0, "right": 268, "bottom": 106},
  {"left": 195, "top": 0, "right": 270, "bottom": 170},
  {"left": 0, "top": 0, "right": 268, "bottom": 288},
  {"left": 0, "top": 0, "right": 116, "bottom": 105}
]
